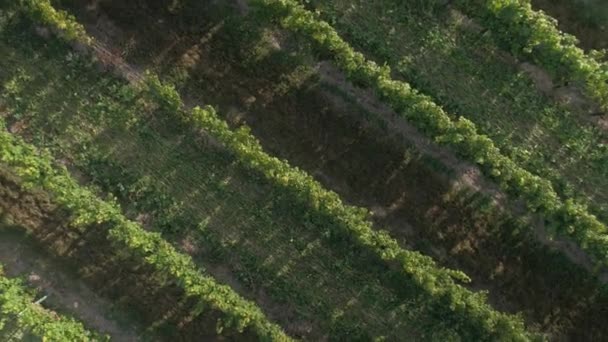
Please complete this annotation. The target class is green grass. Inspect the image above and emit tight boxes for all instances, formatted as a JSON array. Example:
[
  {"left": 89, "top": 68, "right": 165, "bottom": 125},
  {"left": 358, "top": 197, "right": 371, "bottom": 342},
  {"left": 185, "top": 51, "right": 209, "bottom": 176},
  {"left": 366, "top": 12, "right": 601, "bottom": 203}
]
[
  {"left": 0, "top": 12, "right": 482, "bottom": 341},
  {"left": 308, "top": 0, "right": 608, "bottom": 223}
]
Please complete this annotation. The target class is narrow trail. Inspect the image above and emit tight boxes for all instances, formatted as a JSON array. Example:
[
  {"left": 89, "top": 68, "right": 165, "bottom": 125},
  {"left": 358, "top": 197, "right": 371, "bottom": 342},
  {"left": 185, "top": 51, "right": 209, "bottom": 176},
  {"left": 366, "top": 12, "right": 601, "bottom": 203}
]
[{"left": 0, "top": 228, "right": 143, "bottom": 341}]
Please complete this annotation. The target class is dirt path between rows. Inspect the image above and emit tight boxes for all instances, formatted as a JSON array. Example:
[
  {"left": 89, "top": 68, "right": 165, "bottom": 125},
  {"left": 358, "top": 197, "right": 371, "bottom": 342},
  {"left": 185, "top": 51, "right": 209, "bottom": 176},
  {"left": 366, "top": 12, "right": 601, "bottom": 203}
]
[{"left": 0, "top": 228, "right": 142, "bottom": 341}]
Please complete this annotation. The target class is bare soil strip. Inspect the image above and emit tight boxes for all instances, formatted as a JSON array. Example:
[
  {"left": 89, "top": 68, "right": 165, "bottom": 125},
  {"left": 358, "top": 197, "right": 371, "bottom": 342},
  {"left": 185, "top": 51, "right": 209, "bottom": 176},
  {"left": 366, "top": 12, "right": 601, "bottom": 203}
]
[{"left": 0, "top": 228, "right": 142, "bottom": 341}]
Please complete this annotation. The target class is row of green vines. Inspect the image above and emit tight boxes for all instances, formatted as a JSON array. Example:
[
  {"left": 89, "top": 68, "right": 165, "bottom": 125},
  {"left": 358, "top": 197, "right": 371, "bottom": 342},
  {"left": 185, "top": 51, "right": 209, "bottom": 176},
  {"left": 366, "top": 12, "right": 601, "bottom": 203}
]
[
  {"left": 0, "top": 121, "right": 291, "bottom": 341},
  {"left": 453, "top": 0, "right": 608, "bottom": 110},
  {"left": 0, "top": 264, "right": 103, "bottom": 341}
]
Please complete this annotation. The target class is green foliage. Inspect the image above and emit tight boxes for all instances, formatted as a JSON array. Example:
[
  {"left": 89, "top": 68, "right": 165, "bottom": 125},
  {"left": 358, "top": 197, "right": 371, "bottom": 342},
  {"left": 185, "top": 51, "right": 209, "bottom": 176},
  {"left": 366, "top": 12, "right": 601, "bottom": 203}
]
[
  {"left": 250, "top": 0, "right": 608, "bottom": 270},
  {"left": 0, "top": 265, "right": 103, "bottom": 341},
  {"left": 18, "top": 0, "right": 92, "bottom": 45},
  {"left": 0, "top": 124, "right": 291, "bottom": 341},
  {"left": 452, "top": 0, "right": 608, "bottom": 110}
]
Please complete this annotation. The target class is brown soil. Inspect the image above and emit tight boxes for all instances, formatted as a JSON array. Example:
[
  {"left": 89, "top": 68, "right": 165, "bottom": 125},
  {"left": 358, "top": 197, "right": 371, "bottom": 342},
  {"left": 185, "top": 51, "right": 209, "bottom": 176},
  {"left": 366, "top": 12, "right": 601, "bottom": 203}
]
[
  {"left": 531, "top": 0, "right": 608, "bottom": 51},
  {"left": 28, "top": 0, "right": 608, "bottom": 339},
  {"left": 0, "top": 229, "right": 141, "bottom": 341}
]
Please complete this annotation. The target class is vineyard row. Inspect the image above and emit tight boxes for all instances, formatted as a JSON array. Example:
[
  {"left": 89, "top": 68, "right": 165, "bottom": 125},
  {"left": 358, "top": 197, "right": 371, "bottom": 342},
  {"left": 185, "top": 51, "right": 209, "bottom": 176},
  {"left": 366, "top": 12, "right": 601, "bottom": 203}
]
[
  {"left": 0, "top": 264, "right": 102, "bottom": 341},
  {"left": 452, "top": 0, "right": 608, "bottom": 111},
  {"left": 0, "top": 114, "right": 290, "bottom": 340}
]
